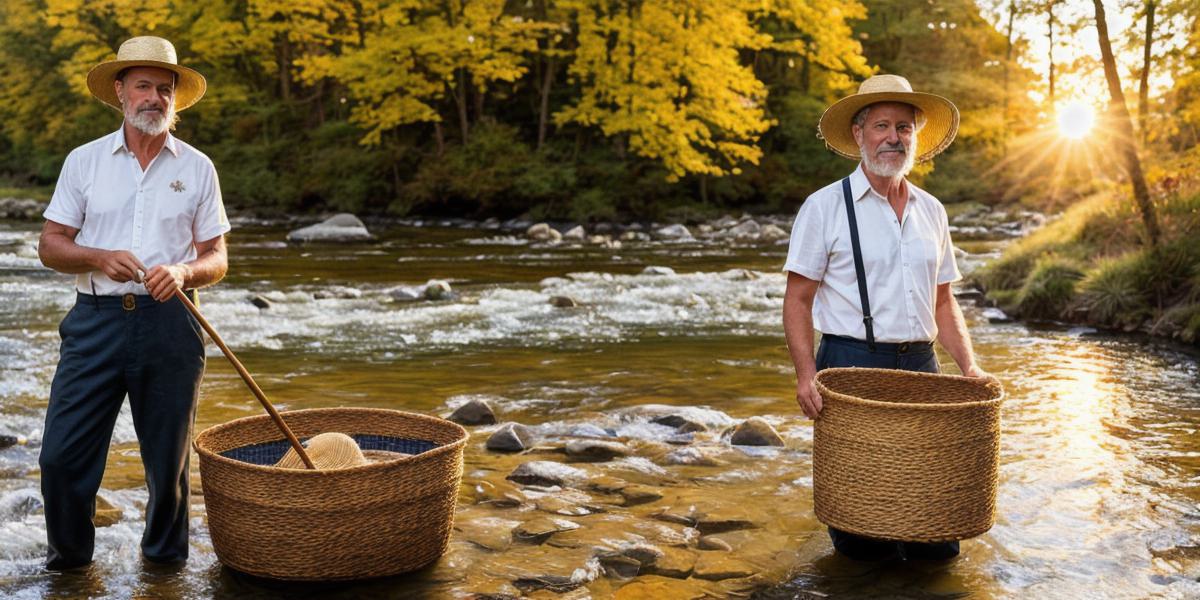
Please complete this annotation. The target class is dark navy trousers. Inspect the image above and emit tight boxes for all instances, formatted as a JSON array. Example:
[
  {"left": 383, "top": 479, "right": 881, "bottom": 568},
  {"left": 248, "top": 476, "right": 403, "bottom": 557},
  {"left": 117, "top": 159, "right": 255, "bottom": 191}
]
[
  {"left": 816, "top": 334, "right": 961, "bottom": 561},
  {"left": 40, "top": 293, "right": 204, "bottom": 569}
]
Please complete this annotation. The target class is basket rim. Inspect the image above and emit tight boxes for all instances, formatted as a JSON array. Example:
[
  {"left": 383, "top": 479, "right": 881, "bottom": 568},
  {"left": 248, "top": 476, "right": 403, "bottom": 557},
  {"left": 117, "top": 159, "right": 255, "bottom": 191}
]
[
  {"left": 193, "top": 406, "right": 469, "bottom": 474},
  {"left": 815, "top": 367, "right": 1004, "bottom": 411}
]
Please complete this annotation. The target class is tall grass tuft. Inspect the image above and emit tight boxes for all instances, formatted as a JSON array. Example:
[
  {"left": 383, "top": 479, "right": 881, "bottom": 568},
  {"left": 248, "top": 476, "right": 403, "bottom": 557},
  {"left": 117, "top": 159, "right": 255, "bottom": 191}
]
[{"left": 1015, "top": 257, "right": 1084, "bottom": 320}]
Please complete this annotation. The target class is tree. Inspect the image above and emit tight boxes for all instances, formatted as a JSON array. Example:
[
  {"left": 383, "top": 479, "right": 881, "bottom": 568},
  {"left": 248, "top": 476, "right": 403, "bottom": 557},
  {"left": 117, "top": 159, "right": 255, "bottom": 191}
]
[{"left": 1093, "top": 0, "right": 1160, "bottom": 246}]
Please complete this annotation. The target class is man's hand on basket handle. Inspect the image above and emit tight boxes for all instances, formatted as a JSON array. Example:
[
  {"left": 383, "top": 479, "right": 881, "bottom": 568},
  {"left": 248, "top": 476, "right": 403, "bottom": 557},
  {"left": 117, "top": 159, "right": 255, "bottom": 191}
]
[{"left": 795, "top": 373, "right": 822, "bottom": 419}]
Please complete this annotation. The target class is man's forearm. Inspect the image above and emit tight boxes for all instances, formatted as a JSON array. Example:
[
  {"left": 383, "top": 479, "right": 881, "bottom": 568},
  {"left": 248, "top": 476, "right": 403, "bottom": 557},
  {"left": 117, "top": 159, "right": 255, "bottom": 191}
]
[
  {"left": 179, "top": 244, "right": 227, "bottom": 289},
  {"left": 783, "top": 295, "right": 817, "bottom": 378},
  {"left": 936, "top": 294, "right": 978, "bottom": 373},
  {"left": 39, "top": 232, "right": 104, "bottom": 274}
]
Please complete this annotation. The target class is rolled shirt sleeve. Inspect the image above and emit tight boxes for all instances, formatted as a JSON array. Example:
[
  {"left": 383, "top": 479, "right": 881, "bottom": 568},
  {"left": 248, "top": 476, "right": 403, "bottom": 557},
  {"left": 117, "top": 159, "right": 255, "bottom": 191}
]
[
  {"left": 192, "top": 158, "right": 231, "bottom": 243},
  {"left": 783, "top": 196, "right": 829, "bottom": 281},
  {"left": 43, "top": 150, "right": 86, "bottom": 229}
]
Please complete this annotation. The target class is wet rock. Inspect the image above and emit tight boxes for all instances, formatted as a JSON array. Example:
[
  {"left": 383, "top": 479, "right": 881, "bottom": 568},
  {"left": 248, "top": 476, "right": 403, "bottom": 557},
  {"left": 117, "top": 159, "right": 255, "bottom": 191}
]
[
  {"left": 470, "top": 480, "right": 525, "bottom": 508},
  {"left": 0, "top": 197, "right": 44, "bottom": 220},
  {"left": 93, "top": 495, "right": 122, "bottom": 528},
  {"left": 0, "top": 435, "right": 19, "bottom": 450},
  {"left": 663, "top": 447, "right": 723, "bottom": 467},
  {"left": 727, "top": 220, "right": 761, "bottom": 239},
  {"left": 424, "top": 279, "right": 454, "bottom": 301},
  {"left": 586, "top": 476, "right": 629, "bottom": 494},
  {"left": 954, "top": 287, "right": 986, "bottom": 303},
  {"left": 562, "top": 225, "right": 586, "bottom": 241},
  {"left": 613, "top": 576, "right": 709, "bottom": 599},
  {"left": 599, "top": 553, "right": 642, "bottom": 579},
  {"left": 641, "top": 265, "right": 676, "bottom": 276},
  {"left": 983, "top": 307, "right": 1011, "bottom": 323},
  {"left": 512, "top": 517, "right": 579, "bottom": 544},
  {"left": 587, "top": 234, "right": 611, "bottom": 245},
  {"left": 312, "top": 287, "right": 363, "bottom": 300},
  {"left": 698, "top": 535, "right": 733, "bottom": 551},
  {"left": 486, "top": 423, "right": 535, "bottom": 452},
  {"left": 697, "top": 224, "right": 714, "bottom": 234},
  {"left": 729, "top": 417, "right": 785, "bottom": 447},
  {"left": 461, "top": 522, "right": 516, "bottom": 552},
  {"left": 712, "top": 215, "right": 738, "bottom": 229},
  {"left": 286, "top": 213, "right": 372, "bottom": 243},
  {"left": 249, "top": 294, "right": 271, "bottom": 309},
  {"left": 666, "top": 433, "right": 695, "bottom": 445},
  {"left": 621, "top": 543, "right": 664, "bottom": 567},
  {"left": 651, "top": 415, "right": 707, "bottom": 433},
  {"left": 507, "top": 461, "right": 587, "bottom": 487},
  {"left": 760, "top": 224, "right": 788, "bottom": 241},
  {"left": 652, "top": 508, "right": 697, "bottom": 527},
  {"left": 619, "top": 485, "right": 662, "bottom": 506},
  {"left": 692, "top": 553, "right": 756, "bottom": 580},
  {"left": 565, "top": 440, "right": 630, "bottom": 462},
  {"left": 513, "top": 574, "right": 580, "bottom": 594},
  {"left": 526, "top": 223, "right": 563, "bottom": 243},
  {"left": 695, "top": 511, "right": 755, "bottom": 535},
  {"left": 653, "top": 224, "right": 693, "bottom": 241},
  {"left": 620, "top": 231, "right": 650, "bottom": 242},
  {"left": 569, "top": 424, "right": 616, "bottom": 438},
  {"left": 385, "top": 286, "right": 421, "bottom": 302},
  {"left": 549, "top": 295, "right": 579, "bottom": 308},
  {"left": 645, "top": 547, "right": 697, "bottom": 579},
  {"left": 449, "top": 399, "right": 496, "bottom": 425},
  {"left": 535, "top": 496, "right": 604, "bottom": 516}
]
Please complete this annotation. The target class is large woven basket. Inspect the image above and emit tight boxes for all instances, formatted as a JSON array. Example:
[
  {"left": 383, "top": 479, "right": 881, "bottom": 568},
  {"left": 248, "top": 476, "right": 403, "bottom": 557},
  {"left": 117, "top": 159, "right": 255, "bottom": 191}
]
[
  {"left": 813, "top": 368, "right": 1004, "bottom": 543},
  {"left": 194, "top": 407, "right": 468, "bottom": 580}
]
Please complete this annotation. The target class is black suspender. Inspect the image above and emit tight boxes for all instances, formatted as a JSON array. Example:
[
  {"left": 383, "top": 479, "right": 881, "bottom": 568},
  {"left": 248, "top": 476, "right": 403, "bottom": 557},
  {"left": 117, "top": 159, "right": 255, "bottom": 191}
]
[{"left": 841, "top": 177, "right": 876, "bottom": 350}]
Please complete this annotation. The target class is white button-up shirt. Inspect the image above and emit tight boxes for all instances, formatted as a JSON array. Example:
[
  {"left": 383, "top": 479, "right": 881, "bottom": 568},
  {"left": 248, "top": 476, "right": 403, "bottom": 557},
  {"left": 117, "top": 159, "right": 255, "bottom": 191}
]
[
  {"left": 783, "top": 164, "right": 960, "bottom": 343},
  {"left": 43, "top": 128, "right": 231, "bottom": 296}
]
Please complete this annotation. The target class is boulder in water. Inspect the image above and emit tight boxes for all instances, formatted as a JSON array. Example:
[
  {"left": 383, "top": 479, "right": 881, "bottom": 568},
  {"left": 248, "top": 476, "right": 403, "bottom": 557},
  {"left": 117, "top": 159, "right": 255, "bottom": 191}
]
[
  {"left": 729, "top": 417, "right": 784, "bottom": 447},
  {"left": 286, "top": 213, "right": 371, "bottom": 243},
  {"left": 449, "top": 398, "right": 496, "bottom": 425},
  {"left": 653, "top": 224, "right": 693, "bottom": 241},
  {"left": 486, "top": 423, "right": 535, "bottom": 452}
]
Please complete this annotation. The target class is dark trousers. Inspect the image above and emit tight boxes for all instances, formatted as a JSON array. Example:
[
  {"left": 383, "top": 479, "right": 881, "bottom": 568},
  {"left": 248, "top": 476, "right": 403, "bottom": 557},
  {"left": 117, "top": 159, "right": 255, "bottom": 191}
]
[
  {"left": 816, "top": 334, "right": 960, "bottom": 561},
  {"left": 40, "top": 293, "right": 205, "bottom": 569}
]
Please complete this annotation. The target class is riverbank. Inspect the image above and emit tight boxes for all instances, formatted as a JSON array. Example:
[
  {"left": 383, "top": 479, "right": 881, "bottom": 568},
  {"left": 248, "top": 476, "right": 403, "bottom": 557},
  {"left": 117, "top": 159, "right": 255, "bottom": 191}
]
[{"left": 972, "top": 174, "right": 1200, "bottom": 346}]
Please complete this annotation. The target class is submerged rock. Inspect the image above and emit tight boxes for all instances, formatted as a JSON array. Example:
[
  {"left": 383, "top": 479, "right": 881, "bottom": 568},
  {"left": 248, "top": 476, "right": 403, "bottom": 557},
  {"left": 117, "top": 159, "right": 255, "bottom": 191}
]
[
  {"left": 386, "top": 286, "right": 422, "bottom": 302},
  {"left": 512, "top": 516, "right": 579, "bottom": 544},
  {"left": 549, "top": 295, "right": 579, "bottom": 308},
  {"left": 698, "top": 535, "right": 733, "bottom": 551},
  {"left": 507, "top": 461, "right": 587, "bottom": 487},
  {"left": 449, "top": 399, "right": 497, "bottom": 426},
  {"left": 618, "top": 485, "right": 662, "bottom": 506},
  {"left": 423, "top": 280, "right": 453, "bottom": 301},
  {"left": 486, "top": 423, "right": 535, "bottom": 452},
  {"left": 513, "top": 574, "right": 580, "bottom": 594},
  {"left": 249, "top": 294, "right": 271, "bottom": 309},
  {"left": 286, "top": 213, "right": 372, "bottom": 243},
  {"left": 564, "top": 440, "right": 630, "bottom": 462},
  {"left": 692, "top": 553, "right": 756, "bottom": 580},
  {"left": 645, "top": 547, "right": 697, "bottom": 579},
  {"left": 0, "top": 435, "right": 19, "bottom": 450},
  {"left": 641, "top": 266, "right": 676, "bottom": 276},
  {"left": 93, "top": 495, "right": 122, "bottom": 528},
  {"left": 729, "top": 417, "right": 785, "bottom": 447},
  {"left": 599, "top": 553, "right": 642, "bottom": 579},
  {"left": 651, "top": 415, "right": 707, "bottom": 433}
]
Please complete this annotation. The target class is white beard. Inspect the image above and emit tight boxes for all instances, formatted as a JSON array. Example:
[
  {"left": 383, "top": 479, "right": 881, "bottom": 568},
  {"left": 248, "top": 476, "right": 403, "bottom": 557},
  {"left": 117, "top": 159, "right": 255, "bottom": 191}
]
[
  {"left": 861, "top": 141, "right": 915, "bottom": 178},
  {"left": 123, "top": 100, "right": 177, "bottom": 136}
]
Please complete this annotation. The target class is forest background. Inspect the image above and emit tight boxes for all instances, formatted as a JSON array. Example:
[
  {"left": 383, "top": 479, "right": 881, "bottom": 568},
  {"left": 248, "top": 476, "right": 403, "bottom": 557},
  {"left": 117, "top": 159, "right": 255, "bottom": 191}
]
[{"left": 0, "top": 0, "right": 1197, "bottom": 225}]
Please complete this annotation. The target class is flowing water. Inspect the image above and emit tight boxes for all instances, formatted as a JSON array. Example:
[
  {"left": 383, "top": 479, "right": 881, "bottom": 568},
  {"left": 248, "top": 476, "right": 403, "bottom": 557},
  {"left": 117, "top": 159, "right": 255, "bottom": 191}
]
[{"left": 0, "top": 218, "right": 1198, "bottom": 599}]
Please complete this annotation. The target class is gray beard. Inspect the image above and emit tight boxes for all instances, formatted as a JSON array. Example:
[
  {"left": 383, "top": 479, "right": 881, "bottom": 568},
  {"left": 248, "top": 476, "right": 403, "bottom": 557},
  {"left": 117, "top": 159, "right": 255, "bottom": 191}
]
[
  {"left": 861, "top": 144, "right": 915, "bottom": 178},
  {"left": 124, "top": 104, "right": 176, "bottom": 136}
]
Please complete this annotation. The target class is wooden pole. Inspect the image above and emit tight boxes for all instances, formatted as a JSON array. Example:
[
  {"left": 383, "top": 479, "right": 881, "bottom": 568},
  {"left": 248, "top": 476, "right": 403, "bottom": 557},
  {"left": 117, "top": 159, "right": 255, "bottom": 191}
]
[{"left": 174, "top": 288, "right": 315, "bottom": 469}]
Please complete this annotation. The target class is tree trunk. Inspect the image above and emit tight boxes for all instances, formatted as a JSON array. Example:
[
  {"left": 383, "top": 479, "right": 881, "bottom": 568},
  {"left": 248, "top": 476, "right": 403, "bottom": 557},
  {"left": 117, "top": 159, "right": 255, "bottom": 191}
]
[
  {"left": 1093, "top": 0, "right": 1160, "bottom": 246},
  {"left": 538, "top": 56, "right": 555, "bottom": 151},
  {"left": 1047, "top": 2, "right": 1055, "bottom": 103},
  {"left": 1138, "top": 0, "right": 1156, "bottom": 143},
  {"left": 1004, "top": 1, "right": 1016, "bottom": 159},
  {"left": 434, "top": 120, "right": 446, "bottom": 157},
  {"left": 279, "top": 36, "right": 292, "bottom": 102},
  {"left": 455, "top": 73, "right": 470, "bottom": 145}
]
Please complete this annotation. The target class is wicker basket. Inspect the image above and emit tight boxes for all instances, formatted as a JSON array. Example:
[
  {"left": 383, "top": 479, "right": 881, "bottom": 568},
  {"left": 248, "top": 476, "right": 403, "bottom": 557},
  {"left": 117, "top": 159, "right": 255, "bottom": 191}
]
[
  {"left": 194, "top": 407, "right": 468, "bottom": 580},
  {"left": 813, "top": 368, "right": 1004, "bottom": 543}
]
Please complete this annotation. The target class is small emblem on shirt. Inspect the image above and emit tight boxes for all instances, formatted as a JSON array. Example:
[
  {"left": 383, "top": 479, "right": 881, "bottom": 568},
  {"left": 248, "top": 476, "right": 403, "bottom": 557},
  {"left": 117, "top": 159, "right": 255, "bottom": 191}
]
[{"left": 170, "top": 180, "right": 185, "bottom": 193}]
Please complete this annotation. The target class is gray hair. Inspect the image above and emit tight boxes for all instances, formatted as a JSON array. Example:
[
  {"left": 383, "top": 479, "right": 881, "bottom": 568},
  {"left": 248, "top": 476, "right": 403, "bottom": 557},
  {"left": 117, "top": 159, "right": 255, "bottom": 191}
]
[{"left": 852, "top": 103, "right": 926, "bottom": 132}]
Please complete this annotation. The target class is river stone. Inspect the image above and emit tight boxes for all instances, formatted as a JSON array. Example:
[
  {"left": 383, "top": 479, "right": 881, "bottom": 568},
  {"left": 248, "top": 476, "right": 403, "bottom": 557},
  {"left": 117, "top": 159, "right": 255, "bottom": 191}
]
[
  {"left": 695, "top": 511, "right": 755, "bottom": 535},
  {"left": 587, "top": 234, "right": 610, "bottom": 245},
  {"left": 249, "top": 294, "right": 271, "bottom": 309},
  {"left": 652, "top": 508, "right": 697, "bottom": 527},
  {"left": 666, "top": 433, "right": 695, "bottom": 445},
  {"left": 587, "top": 475, "right": 629, "bottom": 494},
  {"left": 424, "top": 279, "right": 453, "bottom": 301},
  {"left": 727, "top": 220, "right": 761, "bottom": 239},
  {"left": 599, "top": 553, "right": 642, "bottom": 579},
  {"left": 621, "top": 543, "right": 664, "bottom": 567},
  {"left": 526, "top": 223, "right": 563, "bottom": 243},
  {"left": 512, "top": 516, "right": 579, "bottom": 544},
  {"left": 549, "top": 295, "right": 579, "bottom": 308},
  {"left": 692, "top": 553, "right": 756, "bottom": 580},
  {"left": 0, "top": 197, "right": 43, "bottom": 220},
  {"left": 286, "top": 213, "right": 371, "bottom": 243},
  {"left": 569, "top": 423, "right": 615, "bottom": 438},
  {"left": 620, "top": 231, "right": 650, "bottom": 242},
  {"left": 654, "top": 224, "right": 693, "bottom": 240},
  {"left": 983, "top": 307, "right": 1011, "bottom": 323},
  {"left": 93, "top": 495, "right": 122, "bottom": 528},
  {"left": 535, "top": 496, "right": 603, "bottom": 516},
  {"left": 449, "top": 399, "right": 496, "bottom": 425},
  {"left": 0, "top": 435, "right": 18, "bottom": 450},
  {"left": 619, "top": 485, "right": 662, "bottom": 506},
  {"left": 663, "top": 447, "right": 723, "bottom": 467},
  {"left": 712, "top": 215, "right": 738, "bottom": 229},
  {"left": 507, "top": 461, "right": 587, "bottom": 487},
  {"left": 564, "top": 439, "right": 629, "bottom": 462},
  {"left": 562, "top": 225, "right": 586, "bottom": 241},
  {"left": 760, "top": 224, "right": 788, "bottom": 241},
  {"left": 645, "top": 547, "right": 697, "bottom": 579},
  {"left": 513, "top": 574, "right": 580, "bottom": 594},
  {"left": 386, "top": 286, "right": 421, "bottom": 302},
  {"left": 641, "top": 265, "right": 676, "bottom": 276},
  {"left": 612, "top": 576, "right": 709, "bottom": 599},
  {"left": 698, "top": 535, "right": 733, "bottom": 551},
  {"left": 651, "top": 415, "right": 707, "bottom": 433},
  {"left": 729, "top": 417, "right": 785, "bottom": 447},
  {"left": 486, "top": 422, "right": 534, "bottom": 452},
  {"left": 720, "top": 268, "right": 760, "bottom": 281}
]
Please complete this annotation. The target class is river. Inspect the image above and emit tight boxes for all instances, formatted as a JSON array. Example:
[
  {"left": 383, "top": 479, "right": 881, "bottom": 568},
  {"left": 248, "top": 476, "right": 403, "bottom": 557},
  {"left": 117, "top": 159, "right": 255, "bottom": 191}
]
[{"left": 1, "top": 217, "right": 1198, "bottom": 599}]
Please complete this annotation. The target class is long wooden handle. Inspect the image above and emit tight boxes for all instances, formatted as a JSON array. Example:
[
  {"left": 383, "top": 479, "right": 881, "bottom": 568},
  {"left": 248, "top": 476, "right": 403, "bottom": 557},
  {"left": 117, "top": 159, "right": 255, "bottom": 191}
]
[{"left": 174, "top": 288, "right": 315, "bottom": 470}]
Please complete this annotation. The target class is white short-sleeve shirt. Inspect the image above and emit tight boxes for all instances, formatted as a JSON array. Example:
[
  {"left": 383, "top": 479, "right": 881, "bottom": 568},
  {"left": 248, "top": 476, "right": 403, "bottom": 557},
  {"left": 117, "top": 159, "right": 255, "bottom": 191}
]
[
  {"left": 783, "top": 164, "right": 961, "bottom": 343},
  {"left": 43, "top": 127, "right": 231, "bottom": 296}
]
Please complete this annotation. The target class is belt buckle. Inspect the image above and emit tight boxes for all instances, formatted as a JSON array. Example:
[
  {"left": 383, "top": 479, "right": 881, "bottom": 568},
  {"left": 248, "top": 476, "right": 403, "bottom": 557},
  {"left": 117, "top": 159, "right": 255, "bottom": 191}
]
[
  {"left": 898, "top": 342, "right": 910, "bottom": 353},
  {"left": 122, "top": 294, "right": 136, "bottom": 311}
]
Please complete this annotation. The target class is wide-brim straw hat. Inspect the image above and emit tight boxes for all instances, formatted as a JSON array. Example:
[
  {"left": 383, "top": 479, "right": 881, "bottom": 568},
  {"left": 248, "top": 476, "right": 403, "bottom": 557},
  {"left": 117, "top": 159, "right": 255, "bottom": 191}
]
[
  {"left": 275, "top": 432, "right": 368, "bottom": 470},
  {"left": 818, "top": 74, "right": 959, "bottom": 163},
  {"left": 86, "top": 36, "right": 206, "bottom": 112}
]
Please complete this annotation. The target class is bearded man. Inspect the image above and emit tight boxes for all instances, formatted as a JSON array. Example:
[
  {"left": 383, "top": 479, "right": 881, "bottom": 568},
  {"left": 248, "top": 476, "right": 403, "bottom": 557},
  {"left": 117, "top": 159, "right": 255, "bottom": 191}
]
[
  {"left": 781, "top": 75, "right": 989, "bottom": 561},
  {"left": 37, "top": 36, "right": 229, "bottom": 570}
]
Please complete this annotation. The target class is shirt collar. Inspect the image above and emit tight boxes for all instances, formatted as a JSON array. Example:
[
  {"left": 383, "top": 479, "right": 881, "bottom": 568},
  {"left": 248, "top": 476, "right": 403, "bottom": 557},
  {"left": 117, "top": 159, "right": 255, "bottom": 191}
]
[
  {"left": 849, "top": 162, "right": 914, "bottom": 203},
  {"left": 110, "top": 126, "right": 179, "bottom": 158}
]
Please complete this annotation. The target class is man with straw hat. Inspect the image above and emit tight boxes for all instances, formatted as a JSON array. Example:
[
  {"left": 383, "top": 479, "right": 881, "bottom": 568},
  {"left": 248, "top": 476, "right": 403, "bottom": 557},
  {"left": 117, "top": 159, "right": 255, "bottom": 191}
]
[
  {"left": 36, "top": 36, "right": 229, "bottom": 570},
  {"left": 782, "top": 74, "right": 989, "bottom": 561}
]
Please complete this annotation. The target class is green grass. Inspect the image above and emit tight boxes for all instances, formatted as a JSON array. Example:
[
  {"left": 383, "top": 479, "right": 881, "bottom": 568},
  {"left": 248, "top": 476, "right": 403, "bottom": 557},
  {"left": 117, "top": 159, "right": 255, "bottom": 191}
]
[{"left": 0, "top": 185, "right": 52, "bottom": 202}]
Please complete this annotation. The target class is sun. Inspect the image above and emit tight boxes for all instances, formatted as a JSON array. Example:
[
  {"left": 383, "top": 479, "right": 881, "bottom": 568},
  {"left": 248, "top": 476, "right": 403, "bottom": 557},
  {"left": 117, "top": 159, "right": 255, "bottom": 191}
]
[{"left": 1057, "top": 100, "right": 1095, "bottom": 140}]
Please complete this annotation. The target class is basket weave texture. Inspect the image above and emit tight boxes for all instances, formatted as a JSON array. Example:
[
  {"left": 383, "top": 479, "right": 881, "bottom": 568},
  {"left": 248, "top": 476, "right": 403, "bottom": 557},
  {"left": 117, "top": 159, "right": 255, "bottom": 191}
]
[
  {"left": 194, "top": 407, "right": 468, "bottom": 580},
  {"left": 813, "top": 368, "right": 1004, "bottom": 543}
]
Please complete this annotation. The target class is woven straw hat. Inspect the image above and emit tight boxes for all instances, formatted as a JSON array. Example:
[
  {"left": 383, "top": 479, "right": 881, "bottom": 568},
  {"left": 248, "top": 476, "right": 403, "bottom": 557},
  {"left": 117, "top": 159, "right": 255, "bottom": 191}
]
[
  {"left": 818, "top": 74, "right": 959, "bottom": 163},
  {"left": 275, "top": 432, "right": 368, "bottom": 470},
  {"left": 86, "top": 36, "right": 206, "bottom": 112}
]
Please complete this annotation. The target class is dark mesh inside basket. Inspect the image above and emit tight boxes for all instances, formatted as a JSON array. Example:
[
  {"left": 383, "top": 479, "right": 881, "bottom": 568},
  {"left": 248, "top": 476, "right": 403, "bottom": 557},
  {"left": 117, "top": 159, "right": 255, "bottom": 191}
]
[{"left": 220, "top": 434, "right": 439, "bottom": 465}]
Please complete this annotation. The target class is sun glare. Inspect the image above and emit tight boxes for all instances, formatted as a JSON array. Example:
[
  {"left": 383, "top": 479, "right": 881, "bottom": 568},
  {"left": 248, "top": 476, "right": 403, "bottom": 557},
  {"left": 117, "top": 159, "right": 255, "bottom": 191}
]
[{"left": 1057, "top": 101, "right": 1095, "bottom": 140}]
